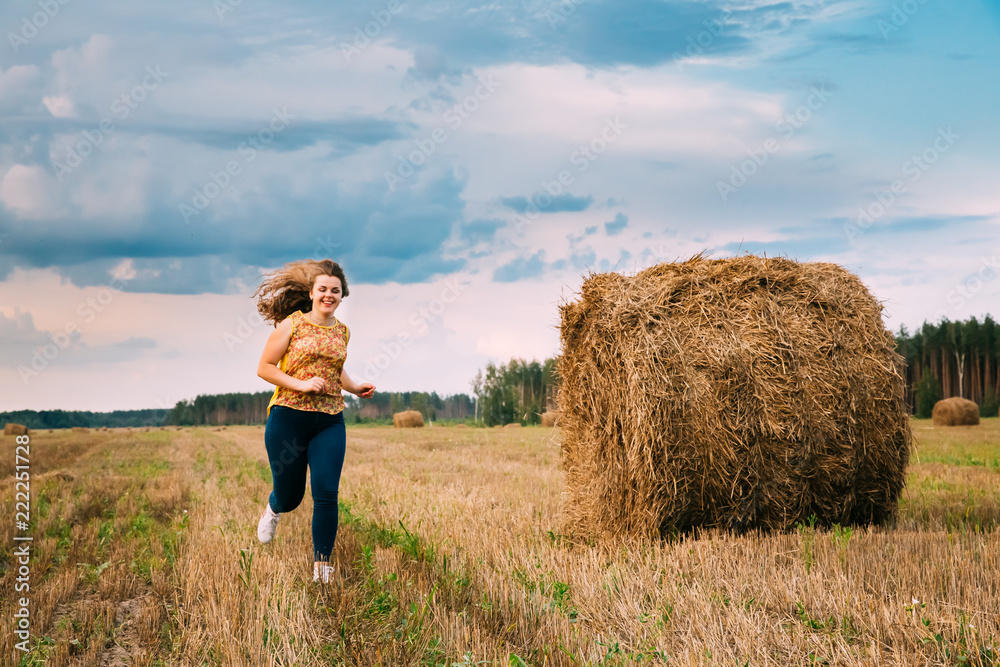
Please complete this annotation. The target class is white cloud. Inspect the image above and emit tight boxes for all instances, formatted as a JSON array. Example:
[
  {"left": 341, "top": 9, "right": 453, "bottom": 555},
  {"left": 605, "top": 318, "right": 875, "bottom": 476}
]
[
  {"left": 42, "top": 95, "right": 76, "bottom": 117},
  {"left": 475, "top": 63, "right": 781, "bottom": 153},
  {"left": 156, "top": 41, "right": 416, "bottom": 121},
  {"left": 0, "top": 164, "right": 66, "bottom": 218},
  {"left": 68, "top": 139, "right": 152, "bottom": 220},
  {"left": 0, "top": 64, "right": 41, "bottom": 111},
  {"left": 51, "top": 33, "right": 115, "bottom": 89}
]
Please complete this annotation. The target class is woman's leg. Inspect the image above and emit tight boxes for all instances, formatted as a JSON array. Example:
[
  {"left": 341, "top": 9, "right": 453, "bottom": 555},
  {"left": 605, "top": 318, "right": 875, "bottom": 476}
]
[
  {"left": 307, "top": 411, "right": 346, "bottom": 563},
  {"left": 264, "top": 406, "right": 310, "bottom": 514}
]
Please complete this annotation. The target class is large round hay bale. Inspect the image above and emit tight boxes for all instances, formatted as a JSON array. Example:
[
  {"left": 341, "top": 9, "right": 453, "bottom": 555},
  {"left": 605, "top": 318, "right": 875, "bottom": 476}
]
[
  {"left": 932, "top": 397, "right": 979, "bottom": 426},
  {"left": 558, "top": 256, "right": 912, "bottom": 538},
  {"left": 393, "top": 411, "right": 424, "bottom": 428},
  {"left": 71, "top": 426, "right": 90, "bottom": 434},
  {"left": 4, "top": 423, "right": 29, "bottom": 436},
  {"left": 541, "top": 411, "right": 561, "bottom": 427}
]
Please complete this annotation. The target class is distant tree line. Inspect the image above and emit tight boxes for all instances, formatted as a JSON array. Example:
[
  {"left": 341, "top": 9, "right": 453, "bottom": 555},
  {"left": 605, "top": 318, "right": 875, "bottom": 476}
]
[
  {"left": 472, "top": 357, "right": 559, "bottom": 426},
  {"left": 165, "top": 392, "right": 272, "bottom": 425},
  {"left": 895, "top": 315, "right": 1000, "bottom": 418},
  {"left": 0, "top": 409, "right": 169, "bottom": 430},
  {"left": 162, "top": 390, "right": 476, "bottom": 426},
  {"left": 345, "top": 391, "right": 475, "bottom": 423}
]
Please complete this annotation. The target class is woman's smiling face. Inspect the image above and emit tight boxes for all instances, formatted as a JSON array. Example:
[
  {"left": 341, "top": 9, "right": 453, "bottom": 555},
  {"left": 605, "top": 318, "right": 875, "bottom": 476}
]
[{"left": 310, "top": 274, "right": 343, "bottom": 316}]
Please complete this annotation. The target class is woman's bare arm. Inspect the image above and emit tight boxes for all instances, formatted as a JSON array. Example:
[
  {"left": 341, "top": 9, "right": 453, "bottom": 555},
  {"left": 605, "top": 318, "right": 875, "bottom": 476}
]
[
  {"left": 257, "top": 318, "right": 324, "bottom": 393},
  {"left": 341, "top": 368, "right": 374, "bottom": 397}
]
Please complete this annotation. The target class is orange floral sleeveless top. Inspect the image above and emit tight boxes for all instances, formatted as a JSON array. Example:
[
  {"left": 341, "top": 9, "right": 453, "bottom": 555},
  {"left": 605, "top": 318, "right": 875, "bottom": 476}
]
[{"left": 266, "top": 310, "right": 349, "bottom": 417}]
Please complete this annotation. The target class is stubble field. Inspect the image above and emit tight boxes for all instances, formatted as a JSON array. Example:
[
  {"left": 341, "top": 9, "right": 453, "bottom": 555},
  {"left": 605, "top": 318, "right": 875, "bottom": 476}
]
[{"left": 2, "top": 419, "right": 999, "bottom": 666}]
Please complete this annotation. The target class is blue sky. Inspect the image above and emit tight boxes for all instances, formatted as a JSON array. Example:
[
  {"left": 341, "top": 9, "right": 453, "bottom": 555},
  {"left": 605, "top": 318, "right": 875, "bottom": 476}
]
[{"left": 0, "top": 0, "right": 997, "bottom": 410}]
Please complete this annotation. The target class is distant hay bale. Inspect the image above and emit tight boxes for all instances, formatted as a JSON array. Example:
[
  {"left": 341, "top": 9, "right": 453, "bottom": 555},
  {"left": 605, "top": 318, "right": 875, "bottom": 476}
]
[
  {"left": 541, "top": 411, "right": 561, "bottom": 427},
  {"left": 558, "top": 255, "right": 912, "bottom": 538},
  {"left": 504, "top": 423, "right": 522, "bottom": 429},
  {"left": 454, "top": 424, "right": 470, "bottom": 429},
  {"left": 393, "top": 411, "right": 424, "bottom": 428},
  {"left": 71, "top": 427, "right": 90, "bottom": 434},
  {"left": 932, "top": 397, "right": 980, "bottom": 426},
  {"left": 4, "top": 423, "right": 28, "bottom": 436}
]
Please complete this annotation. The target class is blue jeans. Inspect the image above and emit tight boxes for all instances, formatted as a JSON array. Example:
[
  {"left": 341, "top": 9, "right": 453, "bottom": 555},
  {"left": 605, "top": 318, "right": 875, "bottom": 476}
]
[{"left": 264, "top": 405, "right": 346, "bottom": 562}]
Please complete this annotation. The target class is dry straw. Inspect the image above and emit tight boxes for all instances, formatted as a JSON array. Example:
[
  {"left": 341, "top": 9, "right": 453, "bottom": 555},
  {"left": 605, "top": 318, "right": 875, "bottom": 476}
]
[
  {"left": 4, "top": 423, "right": 28, "bottom": 436},
  {"left": 541, "top": 411, "right": 561, "bottom": 427},
  {"left": 557, "top": 254, "right": 912, "bottom": 538},
  {"left": 393, "top": 410, "right": 425, "bottom": 428},
  {"left": 932, "top": 397, "right": 980, "bottom": 426}
]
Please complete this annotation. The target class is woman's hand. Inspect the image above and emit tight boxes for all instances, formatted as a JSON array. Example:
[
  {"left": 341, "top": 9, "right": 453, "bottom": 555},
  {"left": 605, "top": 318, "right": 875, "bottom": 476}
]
[
  {"left": 356, "top": 383, "right": 375, "bottom": 399},
  {"left": 299, "top": 377, "right": 327, "bottom": 393}
]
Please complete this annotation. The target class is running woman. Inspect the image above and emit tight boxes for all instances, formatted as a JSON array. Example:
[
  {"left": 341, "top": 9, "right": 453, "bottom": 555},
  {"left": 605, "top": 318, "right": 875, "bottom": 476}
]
[{"left": 252, "top": 259, "right": 374, "bottom": 583}]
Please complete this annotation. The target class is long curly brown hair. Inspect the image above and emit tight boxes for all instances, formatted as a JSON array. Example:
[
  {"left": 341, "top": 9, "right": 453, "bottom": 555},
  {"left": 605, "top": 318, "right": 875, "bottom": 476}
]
[{"left": 253, "top": 259, "right": 350, "bottom": 324}]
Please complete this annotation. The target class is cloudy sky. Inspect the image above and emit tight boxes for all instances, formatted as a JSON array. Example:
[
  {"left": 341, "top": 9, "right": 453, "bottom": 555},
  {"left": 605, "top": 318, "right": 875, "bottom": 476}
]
[{"left": 1, "top": 0, "right": 998, "bottom": 411}]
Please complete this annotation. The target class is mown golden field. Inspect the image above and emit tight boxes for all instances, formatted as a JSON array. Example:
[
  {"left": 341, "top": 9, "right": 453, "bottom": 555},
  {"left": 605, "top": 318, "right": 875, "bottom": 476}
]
[{"left": 2, "top": 419, "right": 999, "bottom": 666}]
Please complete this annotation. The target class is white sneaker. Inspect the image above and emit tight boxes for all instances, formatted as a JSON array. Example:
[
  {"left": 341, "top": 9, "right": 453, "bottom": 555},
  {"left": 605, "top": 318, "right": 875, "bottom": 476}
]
[
  {"left": 313, "top": 562, "right": 333, "bottom": 583},
  {"left": 257, "top": 505, "right": 279, "bottom": 543}
]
